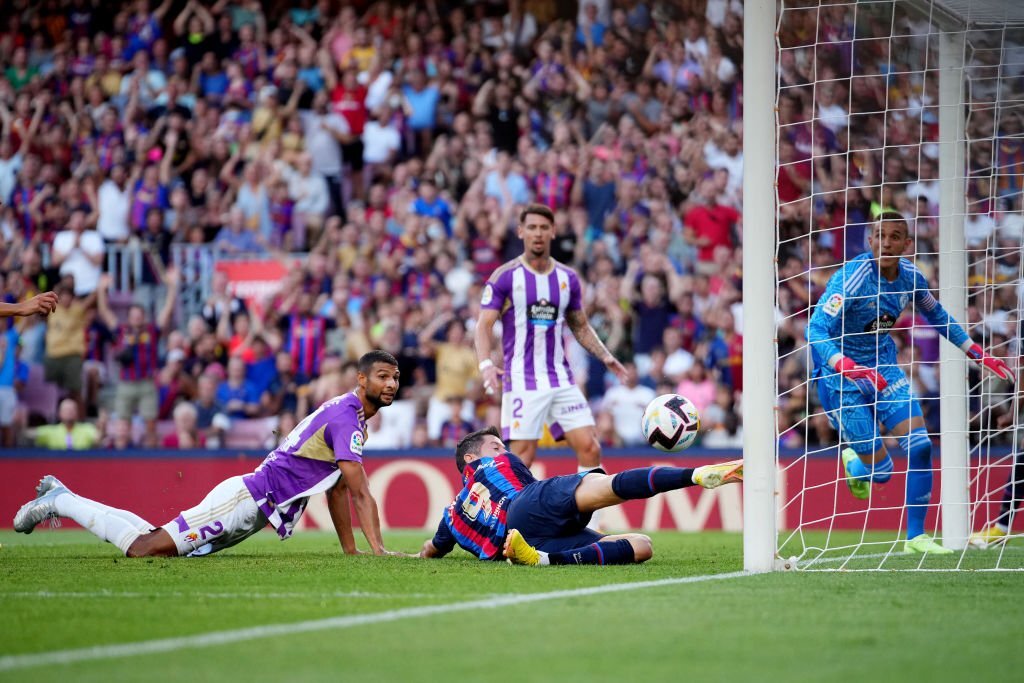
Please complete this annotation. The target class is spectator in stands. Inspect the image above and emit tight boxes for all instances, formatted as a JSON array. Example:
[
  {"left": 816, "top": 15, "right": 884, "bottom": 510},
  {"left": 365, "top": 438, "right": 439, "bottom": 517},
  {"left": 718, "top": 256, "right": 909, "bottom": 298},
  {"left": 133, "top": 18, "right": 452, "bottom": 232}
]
[
  {"left": 216, "top": 355, "right": 261, "bottom": 419},
  {"left": 600, "top": 361, "right": 656, "bottom": 446},
  {"left": 162, "top": 400, "right": 204, "bottom": 448},
  {"left": 33, "top": 397, "right": 100, "bottom": 450},
  {"left": 52, "top": 208, "right": 104, "bottom": 297},
  {"left": 419, "top": 314, "right": 478, "bottom": 443},
  {"left": 96, "top": 267, "right": 180, "bottom": 448},
  {"left": 0, "top": 326, "right": 27, "bottom": 448},
  {"left": 261, "top": 349, "right": 308, "bottom": 418},
  {"left": 43, "top": 282, "right": 94, "bottom": 415},
  {"left": 684, "top": 177, "right": 740, "bottom": 276}
]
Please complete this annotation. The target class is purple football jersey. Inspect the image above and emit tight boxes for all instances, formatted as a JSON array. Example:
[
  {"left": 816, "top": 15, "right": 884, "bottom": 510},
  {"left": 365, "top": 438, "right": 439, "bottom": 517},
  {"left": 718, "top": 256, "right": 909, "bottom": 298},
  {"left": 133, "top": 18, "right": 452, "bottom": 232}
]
[
  {"left": 480, "top": 258, "right": 582, "bottom": 392},
  {"left": 243, "top": 392, "right": 367, "bottom": 538}
]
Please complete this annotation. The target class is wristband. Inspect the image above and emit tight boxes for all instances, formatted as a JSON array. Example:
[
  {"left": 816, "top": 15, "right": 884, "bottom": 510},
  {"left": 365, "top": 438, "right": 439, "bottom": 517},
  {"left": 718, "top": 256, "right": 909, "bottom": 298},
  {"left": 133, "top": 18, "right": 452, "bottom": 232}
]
[{"left": 478, "top": 359, "right": 494, "bottom": 371}]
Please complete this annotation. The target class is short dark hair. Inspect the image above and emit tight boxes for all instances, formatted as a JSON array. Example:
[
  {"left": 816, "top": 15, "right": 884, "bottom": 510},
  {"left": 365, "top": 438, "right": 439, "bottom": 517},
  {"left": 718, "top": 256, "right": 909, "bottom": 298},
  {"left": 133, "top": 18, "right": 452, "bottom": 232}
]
[
  {"left": 357, "top": 350, "right": 399, "bottom": 375},
  {"left": 455, "top": 425, "right": 502, "bottom": 474},
  {"left": 519, "top": 203, "right": 555, "bottom": 226},
  {"left": 876, "top": 210, "right": 909, "bottom": 237}
]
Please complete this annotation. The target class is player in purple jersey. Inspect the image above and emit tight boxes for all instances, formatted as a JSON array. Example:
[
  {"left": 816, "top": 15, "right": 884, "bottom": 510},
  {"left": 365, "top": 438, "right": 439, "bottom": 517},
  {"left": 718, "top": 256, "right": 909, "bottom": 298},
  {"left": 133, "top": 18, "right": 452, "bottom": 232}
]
[
  {"left": 12, "top": 351, "right": 401, "bottom": 558},
  {"left": 476, "top": 203, "right": 628, "bottom": 482},
  {"left": 416, "top": 427, "right": 743, "bottom": 565}
]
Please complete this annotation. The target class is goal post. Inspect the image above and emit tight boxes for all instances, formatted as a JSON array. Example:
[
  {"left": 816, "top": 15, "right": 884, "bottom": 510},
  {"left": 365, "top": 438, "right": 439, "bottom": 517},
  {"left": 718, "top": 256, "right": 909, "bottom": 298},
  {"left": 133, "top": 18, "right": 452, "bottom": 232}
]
[
  {"left": 937, "top": 26, "right": 970, "bottom": 552},
  {"left": 742, "top": 0, "right": 779, "bottom": 573}
]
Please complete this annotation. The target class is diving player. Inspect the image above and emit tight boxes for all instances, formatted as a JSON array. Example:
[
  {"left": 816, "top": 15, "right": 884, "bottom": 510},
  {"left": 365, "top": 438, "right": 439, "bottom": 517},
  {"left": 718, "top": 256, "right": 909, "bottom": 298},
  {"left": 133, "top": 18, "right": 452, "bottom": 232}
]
[
  {"left": 12, "top": 350, "right": 401, "bottom": 557},
  {"left": 807, "top": 211, "right": 1014, "bottom": 554},
  {"left": 416, "top": 426, "right": 743, "bottom": 565}
]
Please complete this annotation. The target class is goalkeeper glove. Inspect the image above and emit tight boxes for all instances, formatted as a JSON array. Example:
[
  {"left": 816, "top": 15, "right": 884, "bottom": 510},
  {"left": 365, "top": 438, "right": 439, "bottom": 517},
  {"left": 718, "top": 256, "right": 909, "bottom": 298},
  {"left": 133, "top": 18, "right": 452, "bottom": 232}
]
[
  {"left": 965, "top": 343, "right": 1015, "bottom": 384},
  {"left": 834, "top": 356, "right": 888, "bottom": 396}
]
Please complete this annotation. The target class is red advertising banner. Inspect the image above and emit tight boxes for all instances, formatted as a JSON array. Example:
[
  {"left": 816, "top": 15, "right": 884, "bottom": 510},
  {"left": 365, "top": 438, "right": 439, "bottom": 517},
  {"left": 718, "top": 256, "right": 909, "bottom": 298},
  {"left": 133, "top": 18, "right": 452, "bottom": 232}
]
[
  {"left": 0, "top": 452, "right": 1010, "bottom": 534},
  {"left": 215, "top": 259, "right": 297, "bottom": 311}
]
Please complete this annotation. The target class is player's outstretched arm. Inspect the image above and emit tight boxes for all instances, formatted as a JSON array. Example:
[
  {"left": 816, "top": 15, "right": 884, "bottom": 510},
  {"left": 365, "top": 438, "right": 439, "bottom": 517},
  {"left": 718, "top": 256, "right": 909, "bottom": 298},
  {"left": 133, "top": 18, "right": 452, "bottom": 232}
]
[
  {"left": 0, "top": 291, "right": 58, "bottom": 318},
  {"left": 325, "top": 478, "right": 361, "bottom": 555},
  {"left": 337, "top": 460, "right": 388, "bottom": 555},
  {"left": 565, "top": 308, "right": 627, "bottom": 382},
  {"left": 912, "top": 271, "right": 1015, "bottom": 384},
  {"left": 475, "top": 307, "right": 503, "bottom": 394}
]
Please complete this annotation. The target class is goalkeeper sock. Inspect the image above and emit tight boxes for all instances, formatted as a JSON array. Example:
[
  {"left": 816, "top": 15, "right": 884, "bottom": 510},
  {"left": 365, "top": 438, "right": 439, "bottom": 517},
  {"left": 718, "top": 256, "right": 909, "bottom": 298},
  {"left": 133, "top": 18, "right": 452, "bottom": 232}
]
[
  {"left": 870, "top": 455, "right": 894, "bottom": 484},
  {"left": 904, "top": 428, "right": 933, "bottom": 539},
  {"left": 610, "top": 467, "right": 696, "bottom": 500},
  {"left": 547, "top": 539, "right": 636, "bottom": 565},
  {"left": 55, "top": 493, "right": 152, "bottom": 556}
]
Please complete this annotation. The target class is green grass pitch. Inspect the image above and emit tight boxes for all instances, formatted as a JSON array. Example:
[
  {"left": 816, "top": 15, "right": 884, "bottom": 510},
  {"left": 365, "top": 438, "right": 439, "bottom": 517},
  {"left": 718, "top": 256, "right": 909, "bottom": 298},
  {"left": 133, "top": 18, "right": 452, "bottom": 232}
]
[{"left": 2, "top": 529, "right": 1022, "bottom": 682}]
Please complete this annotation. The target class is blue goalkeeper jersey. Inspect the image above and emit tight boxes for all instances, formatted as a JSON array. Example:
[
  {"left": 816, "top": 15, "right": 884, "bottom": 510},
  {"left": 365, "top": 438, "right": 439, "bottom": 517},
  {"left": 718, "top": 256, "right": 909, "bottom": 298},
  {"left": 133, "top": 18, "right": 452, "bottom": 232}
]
[{"left": 807, "top": 252, "right": 970, "bottom": 372}]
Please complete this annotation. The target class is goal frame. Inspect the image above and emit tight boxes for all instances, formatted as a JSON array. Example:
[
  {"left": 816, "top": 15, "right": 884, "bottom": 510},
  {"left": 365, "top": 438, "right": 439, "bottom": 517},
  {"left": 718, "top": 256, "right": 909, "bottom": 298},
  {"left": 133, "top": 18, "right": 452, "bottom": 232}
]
[{"left": 741, "top": 0, "right": 1024, "bottom": 571}]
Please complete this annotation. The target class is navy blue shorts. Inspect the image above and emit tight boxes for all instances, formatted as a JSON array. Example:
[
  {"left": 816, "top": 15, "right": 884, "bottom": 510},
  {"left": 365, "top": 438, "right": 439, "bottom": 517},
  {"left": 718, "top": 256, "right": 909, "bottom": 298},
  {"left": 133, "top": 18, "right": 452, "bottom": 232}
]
[{"left": 506, "top": 472, "right": 605, "bottom": 553}]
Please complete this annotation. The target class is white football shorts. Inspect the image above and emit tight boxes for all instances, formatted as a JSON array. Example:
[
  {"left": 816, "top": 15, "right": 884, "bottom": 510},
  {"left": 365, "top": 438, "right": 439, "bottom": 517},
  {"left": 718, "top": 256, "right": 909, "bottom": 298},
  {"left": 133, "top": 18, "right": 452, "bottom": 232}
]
[
  {"left": 161, "top": 476, "right": 268, "bottom": 557},
  {"left": 501, "top": 385, "right": 595, "bottom": 441}
]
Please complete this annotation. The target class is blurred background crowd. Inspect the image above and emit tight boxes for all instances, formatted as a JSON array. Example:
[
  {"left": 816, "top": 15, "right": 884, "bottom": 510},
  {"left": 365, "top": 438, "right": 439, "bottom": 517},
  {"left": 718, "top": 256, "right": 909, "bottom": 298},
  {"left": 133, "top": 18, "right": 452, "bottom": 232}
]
[{"left": 0, "top": 0, "right": 1018, "bottom": 453}]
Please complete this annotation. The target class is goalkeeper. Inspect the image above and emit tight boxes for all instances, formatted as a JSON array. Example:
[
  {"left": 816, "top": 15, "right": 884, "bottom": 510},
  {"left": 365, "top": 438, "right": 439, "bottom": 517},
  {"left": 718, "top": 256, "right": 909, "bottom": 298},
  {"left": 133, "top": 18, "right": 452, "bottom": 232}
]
[{"left": 807, "top": 211, "right": 1015, "bottom": 554}]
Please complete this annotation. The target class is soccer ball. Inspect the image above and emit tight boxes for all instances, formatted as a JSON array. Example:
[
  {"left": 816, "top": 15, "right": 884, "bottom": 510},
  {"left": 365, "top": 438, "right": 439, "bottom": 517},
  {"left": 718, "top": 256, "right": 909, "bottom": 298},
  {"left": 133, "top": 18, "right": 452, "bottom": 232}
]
[{"left": 641, "top": 394, "right": 701, "bottom": 452}]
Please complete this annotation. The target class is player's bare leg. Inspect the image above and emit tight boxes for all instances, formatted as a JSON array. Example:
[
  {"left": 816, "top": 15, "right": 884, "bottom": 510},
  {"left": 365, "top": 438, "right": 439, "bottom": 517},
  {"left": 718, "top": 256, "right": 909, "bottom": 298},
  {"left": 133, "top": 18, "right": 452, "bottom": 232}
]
[
  {"left": 509, "top": 439, "right": 538, "bottom": 467},
  {"left": 563, "top": 426, "right": 601, "bottom": 469},
  {"left": 564, "top": 426, "right": 604, "bottom": 530},
  {"left": 125, "top": 529, "right": 179, "bottom": 557}
]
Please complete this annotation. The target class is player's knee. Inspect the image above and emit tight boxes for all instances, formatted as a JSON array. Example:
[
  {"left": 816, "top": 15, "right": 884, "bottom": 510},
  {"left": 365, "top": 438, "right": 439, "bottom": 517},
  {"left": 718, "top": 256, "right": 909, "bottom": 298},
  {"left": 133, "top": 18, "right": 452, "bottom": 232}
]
[
  {"left": 579, "top": 437, "right": 601, "bottom": 467},
  {"left": 629, "top": 535, "right": 653, "bottom": 563},
  {"left": 903, "top": 427, "right": 932, "bottom": 464}
]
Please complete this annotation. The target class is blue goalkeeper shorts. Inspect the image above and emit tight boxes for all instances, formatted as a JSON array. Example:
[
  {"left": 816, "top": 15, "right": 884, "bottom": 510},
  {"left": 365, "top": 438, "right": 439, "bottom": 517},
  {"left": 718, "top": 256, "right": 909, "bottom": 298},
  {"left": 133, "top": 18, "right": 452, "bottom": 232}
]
[{"left": 816, "top": 364, "right": 922, "bottom": 456}]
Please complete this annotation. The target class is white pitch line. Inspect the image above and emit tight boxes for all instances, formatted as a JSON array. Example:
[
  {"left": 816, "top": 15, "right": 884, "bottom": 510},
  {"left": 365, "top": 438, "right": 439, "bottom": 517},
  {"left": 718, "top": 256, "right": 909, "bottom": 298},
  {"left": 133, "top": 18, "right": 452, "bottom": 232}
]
[{"left": 0, "top": 571, "right": 748, "bottom": 672}]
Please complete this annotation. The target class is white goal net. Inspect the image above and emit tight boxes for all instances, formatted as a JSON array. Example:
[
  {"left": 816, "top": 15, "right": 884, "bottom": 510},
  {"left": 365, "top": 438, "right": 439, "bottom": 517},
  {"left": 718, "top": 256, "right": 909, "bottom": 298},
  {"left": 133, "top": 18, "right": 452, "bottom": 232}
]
[{"left": 768, "top": 0, "right": 1024, "bottom": 570}]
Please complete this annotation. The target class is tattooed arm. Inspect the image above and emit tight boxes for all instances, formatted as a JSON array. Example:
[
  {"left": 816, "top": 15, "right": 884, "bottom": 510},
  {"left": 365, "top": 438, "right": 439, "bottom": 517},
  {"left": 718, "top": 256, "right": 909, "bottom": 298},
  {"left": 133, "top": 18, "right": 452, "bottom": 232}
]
[{"left": 565, "top": 308, "right": 628, "bottom": 382}]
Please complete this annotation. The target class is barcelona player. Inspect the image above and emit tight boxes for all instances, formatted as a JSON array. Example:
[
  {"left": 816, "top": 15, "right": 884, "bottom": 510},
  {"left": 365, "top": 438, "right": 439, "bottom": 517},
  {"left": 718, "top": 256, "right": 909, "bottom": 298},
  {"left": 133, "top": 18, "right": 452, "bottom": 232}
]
[
  {"left": 807, "top": 211, "right": 1014, "bottom": 554},
  {"left": 417, "top": 426, "right": 742, "bottom": 565}
]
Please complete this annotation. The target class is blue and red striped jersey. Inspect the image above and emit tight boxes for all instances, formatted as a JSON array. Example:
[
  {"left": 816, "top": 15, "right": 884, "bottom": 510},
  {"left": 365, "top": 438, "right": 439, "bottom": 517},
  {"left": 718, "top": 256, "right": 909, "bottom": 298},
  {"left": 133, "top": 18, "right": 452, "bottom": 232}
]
[
  {"left": 285, "top": 315, "right": 328, "bottom": 378},
  {"left": 430, "top": 452, "right": 536, "bottom": 560},
  {"left": 115, "top": 323, "right": 161, "bottom": 381}
]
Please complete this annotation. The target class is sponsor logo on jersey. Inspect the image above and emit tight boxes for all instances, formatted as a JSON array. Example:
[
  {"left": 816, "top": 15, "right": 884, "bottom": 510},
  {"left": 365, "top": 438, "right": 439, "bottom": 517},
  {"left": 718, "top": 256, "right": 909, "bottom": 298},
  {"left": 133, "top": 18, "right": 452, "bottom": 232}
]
[
  {"left": 481, "top": 284, "right": 494, "bottom": 306},
  {"left": 823, "top": 293, "right": 843, "bottom": 317},
  {"left": 865, "top": 313, "right": 897, "bottom": 332},
  {"left": 350, "top": 431, "right": 364, "bottom": 455},
  {"left": 528, "top": 300, "right": 557, "bottom": 327}
]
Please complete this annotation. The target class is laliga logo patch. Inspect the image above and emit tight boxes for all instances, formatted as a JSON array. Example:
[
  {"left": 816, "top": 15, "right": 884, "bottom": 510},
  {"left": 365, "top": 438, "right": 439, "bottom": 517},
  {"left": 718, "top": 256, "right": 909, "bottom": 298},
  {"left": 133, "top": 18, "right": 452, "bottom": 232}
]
[
  {"left": 481, "top": 284, "right": 494, "bottom": 306},
  {"left": 350, "top": 431, "right": 364, "bottom": 455},
  {"left": 823, "top": 293, "right": 843, "bottom": 317}
]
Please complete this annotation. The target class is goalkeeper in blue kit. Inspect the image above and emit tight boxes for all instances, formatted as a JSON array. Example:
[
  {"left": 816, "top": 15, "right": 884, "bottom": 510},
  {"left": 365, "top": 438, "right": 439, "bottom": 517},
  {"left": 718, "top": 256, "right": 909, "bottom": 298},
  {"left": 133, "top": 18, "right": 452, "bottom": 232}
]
[{"left": 807, "top": 212, "right": 1015, "bottom": 554}]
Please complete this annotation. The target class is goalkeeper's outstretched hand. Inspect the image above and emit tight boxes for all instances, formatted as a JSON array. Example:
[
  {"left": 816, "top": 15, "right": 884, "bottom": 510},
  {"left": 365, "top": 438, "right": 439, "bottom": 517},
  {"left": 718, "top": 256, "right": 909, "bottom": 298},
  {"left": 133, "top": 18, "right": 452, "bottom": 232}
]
[
  {"left": 965, "top": 343, "right": 1015, "bottom": 384},
  {"left": 834, "top": 356, "right": 888, "bottom": 396}
]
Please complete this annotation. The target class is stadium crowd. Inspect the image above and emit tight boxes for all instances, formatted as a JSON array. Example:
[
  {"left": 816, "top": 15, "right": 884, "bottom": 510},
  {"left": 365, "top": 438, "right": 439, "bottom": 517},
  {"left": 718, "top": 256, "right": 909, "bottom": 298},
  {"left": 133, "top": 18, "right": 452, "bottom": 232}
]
[{"left": 0, "top": 0, "right": 1017, "bottom": 452}]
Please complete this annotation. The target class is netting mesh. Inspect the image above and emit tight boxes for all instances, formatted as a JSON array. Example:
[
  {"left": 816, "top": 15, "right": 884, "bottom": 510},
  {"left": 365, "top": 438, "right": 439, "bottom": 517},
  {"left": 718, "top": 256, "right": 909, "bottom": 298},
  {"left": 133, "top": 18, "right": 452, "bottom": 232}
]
[{"left": 771, "top": 0, "right": 1023, "bottom": 570}]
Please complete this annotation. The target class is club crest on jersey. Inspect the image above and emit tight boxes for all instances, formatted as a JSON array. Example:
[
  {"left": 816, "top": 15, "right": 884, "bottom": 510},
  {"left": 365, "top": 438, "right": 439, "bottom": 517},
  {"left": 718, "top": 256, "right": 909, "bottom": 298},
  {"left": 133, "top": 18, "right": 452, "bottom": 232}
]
[
  {"left": 481, "top": 284, "right": 494, "bottom": 306},
  {"left": 823, "top": 293, "right": 843, "bottom": 317},
  {"left": 899, "top": 293, "right": 909, "bottom": 309},
  {"left": 350, "top": 431, "right": 364, "bottom": 455},
  {"left": 528, "top": 300, "right": 557, "bottom": 327},
  {"left": 865, "top": 313, "right": 897, "bottom": 332}
]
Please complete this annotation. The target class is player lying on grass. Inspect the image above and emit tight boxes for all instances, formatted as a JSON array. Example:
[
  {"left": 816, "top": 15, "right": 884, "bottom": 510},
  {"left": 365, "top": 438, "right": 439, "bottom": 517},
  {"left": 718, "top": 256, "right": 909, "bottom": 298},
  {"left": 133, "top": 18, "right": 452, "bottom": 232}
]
[
  {"left": 416, "top": 426, "right": 742, "bottom": 565},
  {"left": 807, "top": 211, "right": 1015, "bottom": 554},
  {"left": 12, "top": 350, "right": 400, "bottom": 557}
]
